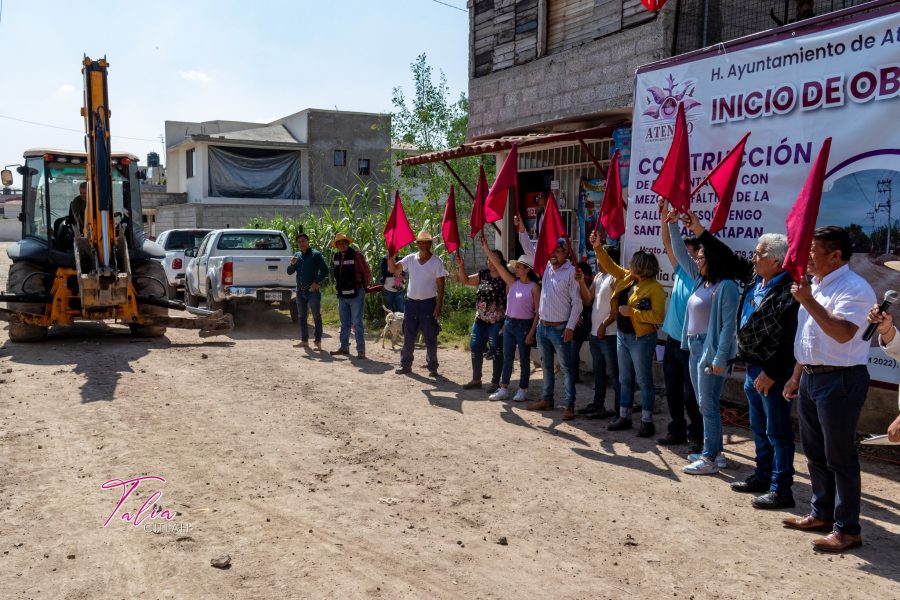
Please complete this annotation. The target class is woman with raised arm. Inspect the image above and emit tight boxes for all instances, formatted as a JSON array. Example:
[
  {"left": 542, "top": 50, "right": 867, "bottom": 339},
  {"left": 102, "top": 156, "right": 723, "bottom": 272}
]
[
  {"left": 456, "top": 241, "right": 508, "bottom": 393},
  {"left": 481, "top": 234, "right": 540, "bottom": 402},
  {"left": 670, "top": 209, "right": 739, "bottom": 476},
  {"left": 592, "top": 231, "right": 666, "bottom": 437},
  {"left": 657, "top": 199, "right": 704, "bottom": 451}
]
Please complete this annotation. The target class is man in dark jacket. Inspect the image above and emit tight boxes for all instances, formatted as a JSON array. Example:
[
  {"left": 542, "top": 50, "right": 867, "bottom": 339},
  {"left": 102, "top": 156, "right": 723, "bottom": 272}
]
[
  {"left": 685, "top": 213, "right": 799, "bottom": 509},
  {"left": 330, "top": 233, "right": 372, "bottom": 359},
  {"left": 286, "top": 233, "right": 329, "bottom": 350}
]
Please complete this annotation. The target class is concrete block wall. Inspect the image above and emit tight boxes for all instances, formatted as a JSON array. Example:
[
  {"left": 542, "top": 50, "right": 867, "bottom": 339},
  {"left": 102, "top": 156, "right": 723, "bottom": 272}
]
[
  {"left": 468, "top": 5, "right": 676, "bottom": 139},
  {"left": 306, "top": 111, "right": 391, "bottom": 206},
  {"left": 155, "top": 203, "right": 306, "bottom": 232}
]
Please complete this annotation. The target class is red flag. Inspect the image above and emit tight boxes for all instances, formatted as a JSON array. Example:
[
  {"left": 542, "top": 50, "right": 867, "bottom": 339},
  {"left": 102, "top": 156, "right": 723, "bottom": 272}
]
[
  {"left": 384, "top": 190, "right": 415, "bottom": 257},
  {"left": 533, "top": 191, "right": 568, "bottom": 277},
  {"left": 469, "top": 166, "right": 488, "bottom": 238},
  {"left": 599, "top": 150, "right": 625, "bottom": 240},
  {"left": 783, "top": 137, "right": 832, "bottom": 283},
  {"left": 651, "top": 102, "right": 692, "bottom": 213},
  {"left": 441, "top": 186, "right": 461, "bottom": 254},
  {"left": 484, "top": 145, "right": 518, "bottom": 222},
  {"left": 697, "top": 132, "right": 751, "bottom": 234}
]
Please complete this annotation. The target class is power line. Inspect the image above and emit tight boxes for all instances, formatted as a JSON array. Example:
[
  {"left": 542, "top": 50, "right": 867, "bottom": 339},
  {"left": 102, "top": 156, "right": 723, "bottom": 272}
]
[
  {"left": 430, "top": 0, "right": 466, "bottom": 13},
  {"left": 0, "top": 113, "right": 160, "bottom": 143}
]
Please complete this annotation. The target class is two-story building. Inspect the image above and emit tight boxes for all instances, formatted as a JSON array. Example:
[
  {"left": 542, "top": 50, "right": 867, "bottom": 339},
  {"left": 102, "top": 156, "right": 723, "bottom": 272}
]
[
  {"left": 400, "top": 0, "right": 876, "bottom": 258},
  {"left": 158, "top": 109, "right": 391, "bottom": 230}
]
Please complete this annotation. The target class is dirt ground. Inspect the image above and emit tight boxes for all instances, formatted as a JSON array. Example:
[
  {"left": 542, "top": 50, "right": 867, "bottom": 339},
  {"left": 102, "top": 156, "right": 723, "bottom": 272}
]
[{"left": 1, "top": 243, "right": 899, "bottom": 600}]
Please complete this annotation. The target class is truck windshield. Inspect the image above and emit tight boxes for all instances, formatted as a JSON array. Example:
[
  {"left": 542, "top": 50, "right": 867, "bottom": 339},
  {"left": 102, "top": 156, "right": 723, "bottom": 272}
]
[
  {"left": 216, "top": 233, "right": 287, "bottom": 250},
  {"left": 163, "top": 230, "right": 211, "bottom": 250}
]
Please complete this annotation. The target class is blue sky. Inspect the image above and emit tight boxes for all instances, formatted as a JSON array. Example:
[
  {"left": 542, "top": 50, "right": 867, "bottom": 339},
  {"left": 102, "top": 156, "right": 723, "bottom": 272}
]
[{"left": 0, "top": 0, "right": 469, "bottom": 177}]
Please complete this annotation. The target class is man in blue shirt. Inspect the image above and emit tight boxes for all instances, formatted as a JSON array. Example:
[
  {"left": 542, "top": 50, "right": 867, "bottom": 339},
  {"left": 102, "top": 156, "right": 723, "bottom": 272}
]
[
  {"left": 286, "top": 233, "right": 329, "bottom": 350},
  {"left": 658, "top": 201, "right": 704, "bottom": 452}
]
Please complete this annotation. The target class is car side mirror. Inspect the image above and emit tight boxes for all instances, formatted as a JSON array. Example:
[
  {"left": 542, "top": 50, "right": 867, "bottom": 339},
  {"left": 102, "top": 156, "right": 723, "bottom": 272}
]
[
  {"left": 184, "top": 248, "right": 197, "bottom": 258},
  {"left": 1, "top": 169, "right": 12, "bottom": 187}
]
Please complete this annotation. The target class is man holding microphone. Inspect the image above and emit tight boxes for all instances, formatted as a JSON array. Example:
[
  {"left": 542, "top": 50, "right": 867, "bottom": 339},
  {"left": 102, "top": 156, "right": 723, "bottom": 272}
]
[
  {"left": 865, "top": 273, "right": 900, "bottom": 444},
  {"left": 782, "top": 226, "right": 875, "bottom": 553}
]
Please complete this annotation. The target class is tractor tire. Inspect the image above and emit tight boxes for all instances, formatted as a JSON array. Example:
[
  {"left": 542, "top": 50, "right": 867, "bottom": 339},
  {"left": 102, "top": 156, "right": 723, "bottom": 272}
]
[
  {"left": 6, "top": 261, "right": 50, "bottom": 342},
  {"left": 130, "top": 260, "right": 168, "bottom": 337}
]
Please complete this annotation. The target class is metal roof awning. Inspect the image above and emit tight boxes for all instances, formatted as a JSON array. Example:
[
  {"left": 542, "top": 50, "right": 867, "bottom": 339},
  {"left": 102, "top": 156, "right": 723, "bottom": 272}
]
[{"left": 396, "top": 123, "right": 626, "bottom": 166}]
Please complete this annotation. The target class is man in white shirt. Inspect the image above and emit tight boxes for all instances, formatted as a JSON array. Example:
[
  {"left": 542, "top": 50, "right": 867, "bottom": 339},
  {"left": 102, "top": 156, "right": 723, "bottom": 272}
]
[
  {"left": 516, "top": 217, "right": 583, "bottom": 420},
  {"left": 388, "top": 231, "right": 447, "bottom": 377},
  {"left": 782, "top": 226, "right": 875, "bottom": 554}
]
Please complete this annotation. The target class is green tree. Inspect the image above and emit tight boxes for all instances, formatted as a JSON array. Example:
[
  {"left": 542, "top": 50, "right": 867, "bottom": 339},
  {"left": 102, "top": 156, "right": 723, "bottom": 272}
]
[{"left": 390, "top": 53, "right": 494, "bottom": 227}]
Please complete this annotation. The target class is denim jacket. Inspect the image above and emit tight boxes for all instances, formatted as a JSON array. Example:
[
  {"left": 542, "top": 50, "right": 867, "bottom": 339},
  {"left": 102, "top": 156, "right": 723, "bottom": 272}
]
[{"left": 669, "top": 222, "right": 739, "bottom": 369}]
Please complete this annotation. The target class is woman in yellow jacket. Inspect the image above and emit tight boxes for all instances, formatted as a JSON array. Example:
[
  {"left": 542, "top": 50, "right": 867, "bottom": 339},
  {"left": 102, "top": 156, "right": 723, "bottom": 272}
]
[{"left": 590, "top": 230, "right": 666, "bottom": 437}]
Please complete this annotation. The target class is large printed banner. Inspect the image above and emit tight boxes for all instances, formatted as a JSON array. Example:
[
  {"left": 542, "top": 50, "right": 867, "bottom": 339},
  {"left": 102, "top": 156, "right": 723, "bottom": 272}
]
[{"left": 626, "top": 9, "right": 900, "bottom": 384}]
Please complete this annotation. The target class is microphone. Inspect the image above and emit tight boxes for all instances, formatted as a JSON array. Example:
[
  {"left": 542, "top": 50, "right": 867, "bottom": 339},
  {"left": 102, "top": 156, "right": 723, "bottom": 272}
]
[{"left": 862, "top": 290, "right": 899, "bottom": 341}]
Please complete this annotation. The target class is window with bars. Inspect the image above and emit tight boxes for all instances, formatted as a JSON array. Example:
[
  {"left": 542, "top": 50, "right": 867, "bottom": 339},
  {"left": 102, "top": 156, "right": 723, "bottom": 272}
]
[{"left": 673, "top": 0, "right": 868, "bottom": 55}]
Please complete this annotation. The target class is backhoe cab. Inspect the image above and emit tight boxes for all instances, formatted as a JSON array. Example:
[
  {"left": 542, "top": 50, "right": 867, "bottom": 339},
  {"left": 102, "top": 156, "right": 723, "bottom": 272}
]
[{"left": 0, "top": 57, "right": 233, "bottom": 341}]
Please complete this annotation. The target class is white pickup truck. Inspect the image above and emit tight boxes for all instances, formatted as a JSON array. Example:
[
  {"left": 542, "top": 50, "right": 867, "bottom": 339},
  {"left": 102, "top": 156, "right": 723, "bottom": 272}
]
[
  {"left": 155, "top": 228, "right": 213, "bottom": 298},
  {"left": 183, "top": 229, "right": 297, "bottom": 321}
]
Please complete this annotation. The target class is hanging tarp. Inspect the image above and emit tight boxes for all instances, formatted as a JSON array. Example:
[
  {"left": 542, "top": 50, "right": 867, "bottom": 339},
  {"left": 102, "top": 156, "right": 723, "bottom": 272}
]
[{"left": 207, "top": 146, "right": 302, "bottom": 199}]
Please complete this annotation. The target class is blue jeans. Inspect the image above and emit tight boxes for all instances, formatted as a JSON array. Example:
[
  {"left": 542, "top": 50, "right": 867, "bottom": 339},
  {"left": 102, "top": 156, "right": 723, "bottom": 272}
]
[
  {"left": 589, "top": 334, "right": 620, "bottom": 409},
  {"left": 470, "top": 318, "right": 503, "bottom": 383},
  {"left": 744, "top": 365, "right": 795, "bottom": 493},
  {"left": 537, "top": 322, "right": 575, "bottom": 408},
  {"left": 687, "top": 334, "right": 725, "bottom": 460},
  {"left": 501, "top": 317, "right": 533, "bottom": 388},
  {"left": 617, "top": 331, "right": 657, "bottom": 421},
  {"left": 296, "top": 289, "right": 322, "bottom": 342},
  {"left": 401, "top": 298, "right": 440, "bottom": 370},
  {"left": 337, "top": 288, "right": 366, "bottom": 352},
  {"left": 797, "top": 365, "right": 868, "bottom": 536},
  {"left": 384, "top": 289, "right": 405, "bottom": 313}
]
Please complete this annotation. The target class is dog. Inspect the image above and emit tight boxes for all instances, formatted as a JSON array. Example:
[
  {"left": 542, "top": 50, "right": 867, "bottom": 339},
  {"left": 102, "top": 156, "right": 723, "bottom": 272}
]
[{"left": 380, "top": 305, "right": 405, "bottom": 349}]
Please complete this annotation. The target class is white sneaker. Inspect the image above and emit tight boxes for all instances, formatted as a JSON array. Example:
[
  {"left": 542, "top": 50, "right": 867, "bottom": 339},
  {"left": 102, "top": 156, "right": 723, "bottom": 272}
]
[
  {"left": 688, "top": 453, "right": 727, "bottom": 469},
  {"left": 489, "top": 388, "right": 510, "bottom": 401},
  {"left": 682, "top": 457, "right": 719, "bottom": 475},
  {"left": 512, "top": 388, "right": 528, "bottom": 402}
]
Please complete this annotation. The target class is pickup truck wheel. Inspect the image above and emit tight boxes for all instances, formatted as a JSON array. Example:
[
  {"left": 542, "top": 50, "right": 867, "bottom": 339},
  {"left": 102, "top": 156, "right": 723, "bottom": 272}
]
[
  {"left": 130, "top": 260, "right": 168, "bottom": 338},
  {"left": 289, "top": 302, "right": 299, "bottom": 324},
  {"left": 183, "top": 281, "right": 198, "bottom": 307},
  {"left": 206, "top": 281, "right": 222, "bottom": 312},
  {"left": 6, "top": 261, "right": 50, "bottom": 342}
]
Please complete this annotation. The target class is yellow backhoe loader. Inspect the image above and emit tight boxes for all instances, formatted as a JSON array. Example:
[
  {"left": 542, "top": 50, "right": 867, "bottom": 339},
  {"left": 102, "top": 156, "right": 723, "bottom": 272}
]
[{"left": 0, "top": 57, "right": 233, "bottom": 341}]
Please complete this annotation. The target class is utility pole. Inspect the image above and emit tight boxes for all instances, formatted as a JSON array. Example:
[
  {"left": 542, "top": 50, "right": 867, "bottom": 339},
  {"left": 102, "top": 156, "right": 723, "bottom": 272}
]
[{"left": 878, "top": 179, "right": 893, "bottom": 255}]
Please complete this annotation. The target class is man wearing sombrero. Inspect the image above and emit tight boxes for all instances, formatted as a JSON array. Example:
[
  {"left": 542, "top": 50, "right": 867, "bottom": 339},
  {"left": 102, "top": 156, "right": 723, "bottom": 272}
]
[
  {"left": 387, "top": 231, "right": 448, "bottom": 377},
  {"left": 329, "top": 233, "right": 371, "bottom": 359}
]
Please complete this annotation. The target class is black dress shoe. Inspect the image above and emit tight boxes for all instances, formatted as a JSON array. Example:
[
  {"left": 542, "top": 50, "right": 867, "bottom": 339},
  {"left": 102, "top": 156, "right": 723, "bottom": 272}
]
[
  {"left": 657, "top": 433, "right": 687, "bottom": 446},
  {"left": 636, "top": 421, "right": 655, "bottom": 437},
  {"left": 731, "top": 476, "right": 770, "bottom": 494},
  {"left": 607, "top": 416, "right": 632, "bottom": 431},
  {"left": 395, "top": 366, "right": 412, "bottom": 375},
  {"left": 586, "top": 408, "right": 616, "bottom": 420},
  {"left": 578, "top": 403, "right": 600, "bottom": 415},
  {"left": 752, "top": 490, "right": 796, "bottom": 510}
]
